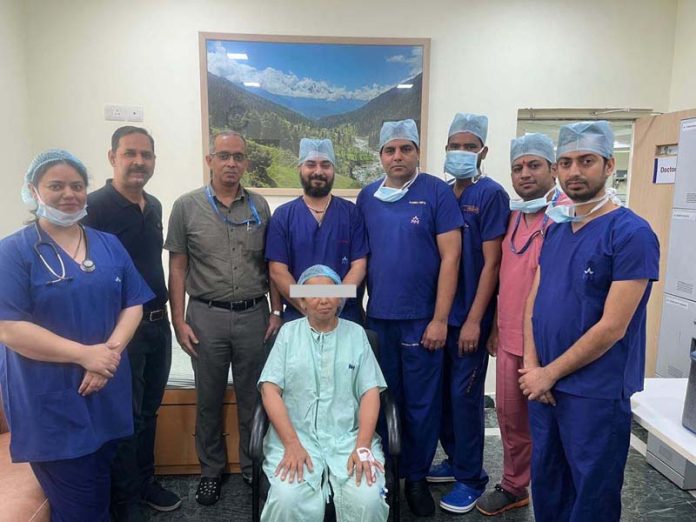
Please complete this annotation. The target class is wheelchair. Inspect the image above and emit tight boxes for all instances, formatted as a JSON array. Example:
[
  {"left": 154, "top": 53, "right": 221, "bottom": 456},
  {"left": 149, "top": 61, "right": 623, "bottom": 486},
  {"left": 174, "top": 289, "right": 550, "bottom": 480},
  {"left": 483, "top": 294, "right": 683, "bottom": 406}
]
[{"left": 249, "top": 329, "right": 401, "bottom": 521}]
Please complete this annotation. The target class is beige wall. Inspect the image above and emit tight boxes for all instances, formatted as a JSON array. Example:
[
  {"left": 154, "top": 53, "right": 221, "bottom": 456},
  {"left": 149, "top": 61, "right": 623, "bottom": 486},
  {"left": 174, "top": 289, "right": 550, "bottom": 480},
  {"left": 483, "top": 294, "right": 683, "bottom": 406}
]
[
  {"left": 15, "top": 0, "right": 678, "bottom": 220},
  {"left": 0, "top": 0, "right": 31, "bottom": 237},
  {"left": 669, "top": 0, "right": 696, "bottom": 111}
]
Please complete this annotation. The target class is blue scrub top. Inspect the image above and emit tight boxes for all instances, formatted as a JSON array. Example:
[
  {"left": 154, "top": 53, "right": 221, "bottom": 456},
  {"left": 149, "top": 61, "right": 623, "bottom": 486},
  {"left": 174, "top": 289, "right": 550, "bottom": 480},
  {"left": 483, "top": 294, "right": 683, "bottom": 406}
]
[
  {"left": 265, "top": 196, "right": 369, "bottom": 323},
  {"left": 533, "top": 207, "right": 659, "bottom": 399},
  {"left": 357, "top": 173, "right": 463, "bottom": 320},
  {"left": 0, "top": 225, "right": 154, "bottom": 463},
  {"left": 448, "top": 177, "right": 509, "bottom": 327}
]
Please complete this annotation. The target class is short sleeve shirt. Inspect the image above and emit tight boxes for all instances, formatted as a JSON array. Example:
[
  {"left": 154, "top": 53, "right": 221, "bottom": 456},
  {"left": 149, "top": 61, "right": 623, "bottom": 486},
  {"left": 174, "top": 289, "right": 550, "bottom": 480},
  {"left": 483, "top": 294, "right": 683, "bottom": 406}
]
[
  {"left": 0, "top": 225, "right": 154, "bottom": 462},
  {"left": 83, "top": 180, "right": 167, "bottom": 311},
  {"left": 357, "top": 173, "right": 463, "bottom": 320},
  {"left": 265, "top": 196, "right": 368, "bottom": 323},
  {"left": 533, "top": 207, "right": 660, "bottom": 399},
  {"left": 164, "top": 185, "right": 271, "bottom": 301},
  {"left": 448, "top": 177, "right": 509, "bottom": 327}
]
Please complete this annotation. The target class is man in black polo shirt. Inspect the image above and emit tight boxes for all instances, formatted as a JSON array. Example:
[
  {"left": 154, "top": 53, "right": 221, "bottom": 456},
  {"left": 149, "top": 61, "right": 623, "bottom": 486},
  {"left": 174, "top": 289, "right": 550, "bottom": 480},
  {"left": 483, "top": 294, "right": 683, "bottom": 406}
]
[{"left": 83, "top": 126, "right": 181, "bottom": 520}]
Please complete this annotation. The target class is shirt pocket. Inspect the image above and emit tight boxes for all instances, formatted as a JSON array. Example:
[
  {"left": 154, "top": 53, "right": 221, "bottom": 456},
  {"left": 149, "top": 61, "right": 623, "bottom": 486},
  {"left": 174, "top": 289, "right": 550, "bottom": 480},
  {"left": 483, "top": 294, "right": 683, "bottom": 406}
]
[
  {"left": 38, "top": 389, "right": 92, "bottom": 449},
  {"left": 577, "top": 253, "right": 612, "bottom": 299},
  {"left": 244, "top": 222, "right": 266, "bottom": 252},
  {"left": 398, "top": 203, "right": 430, "bottom": 234}
]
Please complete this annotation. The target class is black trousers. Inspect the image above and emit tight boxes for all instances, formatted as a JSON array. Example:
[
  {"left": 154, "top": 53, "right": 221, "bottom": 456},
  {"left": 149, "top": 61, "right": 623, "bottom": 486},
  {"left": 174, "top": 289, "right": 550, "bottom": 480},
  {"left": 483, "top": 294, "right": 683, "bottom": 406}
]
[{"left": 111, "top": 318, "right": 172, "bottom": 506}]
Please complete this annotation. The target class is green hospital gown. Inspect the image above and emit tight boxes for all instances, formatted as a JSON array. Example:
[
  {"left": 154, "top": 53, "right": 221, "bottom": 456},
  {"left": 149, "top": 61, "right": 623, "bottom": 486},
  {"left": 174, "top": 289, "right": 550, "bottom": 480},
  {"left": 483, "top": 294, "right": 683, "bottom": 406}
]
[{"left": 258, "top": 318, "right": 389, "bottom": 522}]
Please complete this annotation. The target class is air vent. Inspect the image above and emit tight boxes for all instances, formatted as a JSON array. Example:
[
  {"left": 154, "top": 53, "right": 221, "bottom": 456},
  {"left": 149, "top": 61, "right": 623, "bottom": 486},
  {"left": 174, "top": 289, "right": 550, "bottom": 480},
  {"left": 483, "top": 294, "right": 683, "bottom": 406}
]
[
  {"left": 668, "top": 365, "right": 684, "bottom": 378},
  {"left": 676, "top": 281, "right": 694, "bottom": 295}
]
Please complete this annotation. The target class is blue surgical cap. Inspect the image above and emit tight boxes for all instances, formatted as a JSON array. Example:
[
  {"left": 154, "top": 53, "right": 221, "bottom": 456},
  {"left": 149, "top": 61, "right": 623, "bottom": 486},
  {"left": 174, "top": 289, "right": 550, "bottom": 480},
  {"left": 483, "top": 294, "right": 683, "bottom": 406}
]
[
  {"left": 510, "top": 133, "right": 556, "bottom": 164},
  {"left": 298, "top": 138, "right": 336, "bottom": 166},
  {"left": 298, "top": 264, "right": 342, "bottom": 286},
  {"left": 379, "top": 119, "right": 419, "bottom": 150},
  {"left": 556, "top": 121, "right": 614, "bottom": 160},
  {"left": 298, "top": 264, "right": 345, "bottom": 315},
  {"left": 448, "top": 113, "right": 488, "bottom": 144},
  {"left": 22, "top": 149, "right": 88, "bottom": 207}
]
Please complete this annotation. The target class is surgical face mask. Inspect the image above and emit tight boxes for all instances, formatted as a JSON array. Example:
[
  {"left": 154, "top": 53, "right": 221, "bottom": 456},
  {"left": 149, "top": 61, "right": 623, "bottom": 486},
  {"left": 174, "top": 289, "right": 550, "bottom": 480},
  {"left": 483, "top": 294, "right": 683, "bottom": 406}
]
[
  {"left": 444, "top": 150, "right": 479, "bottom": 179},
  {"left": 545, "top": 189, "right": 614, "bottom": 224},
  {"left": 373, "top": 172, "right": 418, "bottom": 203},
  {"left": 34, "top": 193, "right": 87, "bottom": 227},
  {"left": 510, "top": 187, "right": 557, "bottom": 214}
]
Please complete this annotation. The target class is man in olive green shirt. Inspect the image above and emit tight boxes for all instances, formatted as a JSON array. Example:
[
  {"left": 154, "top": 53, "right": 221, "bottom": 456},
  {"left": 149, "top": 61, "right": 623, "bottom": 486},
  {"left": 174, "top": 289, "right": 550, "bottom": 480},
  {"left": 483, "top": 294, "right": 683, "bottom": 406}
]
[{"left": 165, "top": 130, "right": 282, "bottom": 506}]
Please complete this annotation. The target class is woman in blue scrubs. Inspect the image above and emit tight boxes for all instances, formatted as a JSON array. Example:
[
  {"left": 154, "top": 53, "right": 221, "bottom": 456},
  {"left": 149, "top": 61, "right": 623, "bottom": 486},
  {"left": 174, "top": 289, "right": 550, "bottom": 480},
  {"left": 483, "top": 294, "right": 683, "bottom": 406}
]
[{"left": 0, "top": 150, "right": 154, "bottom": 521}]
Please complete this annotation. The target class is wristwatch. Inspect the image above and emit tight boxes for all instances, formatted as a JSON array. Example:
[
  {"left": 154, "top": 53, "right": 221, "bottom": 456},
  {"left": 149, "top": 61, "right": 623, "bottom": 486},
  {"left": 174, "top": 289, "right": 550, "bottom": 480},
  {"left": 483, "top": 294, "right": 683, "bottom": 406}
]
[{"left": 272, "top": 310, "right": 282, "bottom": 317}]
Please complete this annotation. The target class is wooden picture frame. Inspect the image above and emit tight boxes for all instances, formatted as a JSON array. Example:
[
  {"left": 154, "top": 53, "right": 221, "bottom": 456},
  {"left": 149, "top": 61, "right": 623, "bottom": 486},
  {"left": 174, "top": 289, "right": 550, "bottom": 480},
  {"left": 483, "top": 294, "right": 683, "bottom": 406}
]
[{"left": 199, "top": 33, "right": 430, "bottom": 196}]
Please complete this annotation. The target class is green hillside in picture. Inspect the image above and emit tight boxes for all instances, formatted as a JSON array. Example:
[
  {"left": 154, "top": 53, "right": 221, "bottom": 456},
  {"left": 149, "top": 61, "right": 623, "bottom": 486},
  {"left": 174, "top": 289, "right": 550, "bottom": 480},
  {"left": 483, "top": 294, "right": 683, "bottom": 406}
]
[{"left": 208, "top": 71, "right": 423, "bottom": 189}]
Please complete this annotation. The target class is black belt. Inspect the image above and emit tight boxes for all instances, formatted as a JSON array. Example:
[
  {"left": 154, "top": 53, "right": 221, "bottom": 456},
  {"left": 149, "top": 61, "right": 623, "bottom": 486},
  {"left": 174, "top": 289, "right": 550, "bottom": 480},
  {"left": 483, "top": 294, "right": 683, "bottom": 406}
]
[
  {"left": 193, "top": 296, "right": 265, "bottom": 311},
  {"left": 143, "top": 309, "right": 167, "bottom": 322}
]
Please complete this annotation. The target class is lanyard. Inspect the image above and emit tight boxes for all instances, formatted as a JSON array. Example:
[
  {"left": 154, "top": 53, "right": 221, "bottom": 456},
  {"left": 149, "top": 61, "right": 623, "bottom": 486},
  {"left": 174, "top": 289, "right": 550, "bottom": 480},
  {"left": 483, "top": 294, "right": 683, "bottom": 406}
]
[
  {"left": 509, "top": 188, "right": 559, "bottom": 255},
  {"left": 205, "top": 185, "right": 261, "bottom": 228}
]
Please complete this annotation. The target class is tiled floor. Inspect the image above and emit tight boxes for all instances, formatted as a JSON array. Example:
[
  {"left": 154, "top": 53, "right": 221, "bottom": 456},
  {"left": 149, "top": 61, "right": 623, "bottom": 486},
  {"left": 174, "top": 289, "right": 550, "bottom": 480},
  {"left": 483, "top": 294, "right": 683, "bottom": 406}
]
[{"left": 149, "top": 407, "right": 696, "bottom": 521}]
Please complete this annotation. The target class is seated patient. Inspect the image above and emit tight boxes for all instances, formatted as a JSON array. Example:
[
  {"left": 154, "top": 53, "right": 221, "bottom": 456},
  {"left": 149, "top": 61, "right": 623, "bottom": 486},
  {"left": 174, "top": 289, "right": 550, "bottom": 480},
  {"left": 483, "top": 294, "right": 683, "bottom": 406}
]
[{"left": 258, "top": 264, "right": 389, "bottom": 522}]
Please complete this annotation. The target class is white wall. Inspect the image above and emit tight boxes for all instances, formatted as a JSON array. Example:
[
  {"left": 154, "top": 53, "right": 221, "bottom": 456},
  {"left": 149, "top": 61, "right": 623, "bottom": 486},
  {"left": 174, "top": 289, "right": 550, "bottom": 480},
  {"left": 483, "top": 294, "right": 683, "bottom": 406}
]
[
  {"left": 669, "top": 0, "right": 696, "bottom": 111},
  {"left": 19, "top": 0, "right": 678, "bottom": 214},
  {"left": 0, "top": 0, "right": 31, "bottom": 237}
]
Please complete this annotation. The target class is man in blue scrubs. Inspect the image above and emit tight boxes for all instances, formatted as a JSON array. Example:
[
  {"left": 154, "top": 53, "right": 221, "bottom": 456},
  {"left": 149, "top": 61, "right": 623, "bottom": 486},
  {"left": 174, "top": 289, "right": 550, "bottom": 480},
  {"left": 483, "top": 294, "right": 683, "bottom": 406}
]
[
  {"left": 520, "top": 121, "right": 660, "bottom": 522},
  {"left": 357, "top": 119, "right": 463, "bottom": 516},
  {"left": 266, "top": 138, "right": 368, "bottom": 324},
  {"left": 428, "top": 113, "right": 510, "bottom": 513}
]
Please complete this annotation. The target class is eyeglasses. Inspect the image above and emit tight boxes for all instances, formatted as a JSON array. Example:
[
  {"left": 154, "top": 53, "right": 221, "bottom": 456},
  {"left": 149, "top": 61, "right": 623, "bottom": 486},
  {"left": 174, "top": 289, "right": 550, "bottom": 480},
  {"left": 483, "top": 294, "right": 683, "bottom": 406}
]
[{"left": 211, "top": 151, "right": 246, "bottom": 163}]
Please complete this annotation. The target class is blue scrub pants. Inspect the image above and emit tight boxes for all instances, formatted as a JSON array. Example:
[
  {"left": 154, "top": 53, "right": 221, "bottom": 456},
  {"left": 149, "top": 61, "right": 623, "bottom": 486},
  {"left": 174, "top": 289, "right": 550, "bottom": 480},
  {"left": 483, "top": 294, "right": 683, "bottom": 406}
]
[
  {"left": 367, "top": 317, "right": 443, "bottom": 482},
  {"left": 31, "top": 440, "right": 118, "bottom": 522},
  {"left": 528, "top": 390, "right": 632, "bottom": 522},
  {"left": 440, "top": 324, "right": 490, "bottom": 490}
]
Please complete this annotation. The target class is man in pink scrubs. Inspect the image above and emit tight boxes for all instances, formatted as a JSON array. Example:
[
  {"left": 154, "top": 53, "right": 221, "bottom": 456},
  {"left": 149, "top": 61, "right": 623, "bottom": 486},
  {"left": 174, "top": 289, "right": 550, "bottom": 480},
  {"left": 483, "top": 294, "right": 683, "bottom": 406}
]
[{"left": 476, "top": 133, "right": 559, "bottom": 516}]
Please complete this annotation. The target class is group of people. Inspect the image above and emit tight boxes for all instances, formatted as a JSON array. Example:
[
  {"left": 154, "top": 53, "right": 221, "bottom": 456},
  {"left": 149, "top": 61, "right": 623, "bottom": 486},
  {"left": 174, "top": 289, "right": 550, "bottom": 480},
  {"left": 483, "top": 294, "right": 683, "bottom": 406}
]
[{"left": 0, "top": 112, "right": 659, "bottom": 522}]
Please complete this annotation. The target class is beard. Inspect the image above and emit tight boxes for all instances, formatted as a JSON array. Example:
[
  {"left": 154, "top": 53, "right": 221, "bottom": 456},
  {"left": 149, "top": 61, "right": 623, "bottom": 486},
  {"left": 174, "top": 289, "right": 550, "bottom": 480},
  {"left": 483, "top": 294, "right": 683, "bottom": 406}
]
[{"left": 301, "top": 174, "right": 333, "bottom": 198}]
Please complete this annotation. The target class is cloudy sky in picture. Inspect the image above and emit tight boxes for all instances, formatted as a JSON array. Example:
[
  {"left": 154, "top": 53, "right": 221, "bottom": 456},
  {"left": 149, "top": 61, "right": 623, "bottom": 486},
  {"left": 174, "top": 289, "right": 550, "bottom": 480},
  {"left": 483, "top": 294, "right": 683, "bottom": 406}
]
[{"left": 207, "top": 40, "right": 422, "bottom": 110}]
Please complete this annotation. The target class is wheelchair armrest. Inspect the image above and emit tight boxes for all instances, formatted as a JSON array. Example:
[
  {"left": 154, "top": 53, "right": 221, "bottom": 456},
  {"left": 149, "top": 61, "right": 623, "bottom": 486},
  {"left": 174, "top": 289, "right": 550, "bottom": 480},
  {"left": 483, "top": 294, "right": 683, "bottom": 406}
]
[
  {"left": 249, "top": 393, "right": 270, "bottom": 461},
  {"left": 380, "top": 389, "right": 401, "bottom": 456}
]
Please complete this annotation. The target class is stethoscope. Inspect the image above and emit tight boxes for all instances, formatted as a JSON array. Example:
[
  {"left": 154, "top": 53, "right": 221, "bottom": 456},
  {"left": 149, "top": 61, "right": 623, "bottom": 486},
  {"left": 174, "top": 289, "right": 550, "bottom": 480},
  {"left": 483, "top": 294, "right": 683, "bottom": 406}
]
[
  {"left": 33, "top": 222, "right": 96, "bottom": 285},
  {"left": 509, "top": 188, "right": 561, "bottom": 256},
  {"left": 205, "top": 185, "right": 261, "bottom": 229}
]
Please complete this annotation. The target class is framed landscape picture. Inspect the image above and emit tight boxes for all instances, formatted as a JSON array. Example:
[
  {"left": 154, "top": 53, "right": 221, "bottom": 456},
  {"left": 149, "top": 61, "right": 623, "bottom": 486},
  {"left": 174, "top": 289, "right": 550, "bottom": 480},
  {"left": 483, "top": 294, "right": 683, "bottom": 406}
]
[{"left": 199, "top": 33, "right": 430, "bottom": 195}]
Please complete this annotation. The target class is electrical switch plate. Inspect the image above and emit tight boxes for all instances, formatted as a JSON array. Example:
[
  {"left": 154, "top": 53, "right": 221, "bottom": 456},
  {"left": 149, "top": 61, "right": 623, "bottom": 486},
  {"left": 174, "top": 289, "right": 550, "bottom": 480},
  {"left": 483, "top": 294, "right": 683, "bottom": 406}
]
[
  {"left": 104, "top": 104, "right": 127, "bottom": 121},
  {"left": 125, "top": 106, "right": 144, "bottom": 122}
]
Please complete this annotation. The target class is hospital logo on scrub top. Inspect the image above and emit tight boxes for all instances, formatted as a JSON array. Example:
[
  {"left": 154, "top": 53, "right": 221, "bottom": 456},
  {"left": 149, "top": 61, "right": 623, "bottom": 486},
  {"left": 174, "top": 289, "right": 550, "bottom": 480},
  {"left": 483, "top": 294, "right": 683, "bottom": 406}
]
[
  {"left": 341, "top": 256, "right": 349, "bottom": 265},
  {"left": 411, "top": 215, "right": 420, "bottom": 225}
]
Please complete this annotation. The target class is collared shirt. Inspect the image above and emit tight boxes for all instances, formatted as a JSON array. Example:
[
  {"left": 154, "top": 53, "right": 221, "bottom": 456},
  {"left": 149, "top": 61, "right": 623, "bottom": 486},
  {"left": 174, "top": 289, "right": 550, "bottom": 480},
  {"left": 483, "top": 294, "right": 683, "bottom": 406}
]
[
  {"left": 164, "top": 185, "right": 271, "bottom": 301},
  {"left": 83, "top": 179, "right": 167, "bottom": 311},
  {"left": 533, "top": 207, "right": 660, "bottom": 399}
]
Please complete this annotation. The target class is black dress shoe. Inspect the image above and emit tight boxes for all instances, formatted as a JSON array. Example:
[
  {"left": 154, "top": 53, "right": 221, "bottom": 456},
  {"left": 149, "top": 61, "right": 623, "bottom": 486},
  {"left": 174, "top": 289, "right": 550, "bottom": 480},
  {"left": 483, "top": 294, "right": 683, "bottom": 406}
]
[
  {"left": 195, "top": 477, "right": 221, "bottom": 506},
  {"left": 404, "top": 479, "right": 435, "bottom": 517}
]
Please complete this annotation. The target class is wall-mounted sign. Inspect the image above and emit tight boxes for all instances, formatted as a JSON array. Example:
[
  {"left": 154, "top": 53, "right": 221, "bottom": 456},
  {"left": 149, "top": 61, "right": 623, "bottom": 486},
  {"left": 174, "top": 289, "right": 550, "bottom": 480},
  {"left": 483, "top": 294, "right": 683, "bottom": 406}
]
[{"left": 653, "top": 155, "right": 677, "bottom": 184}]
